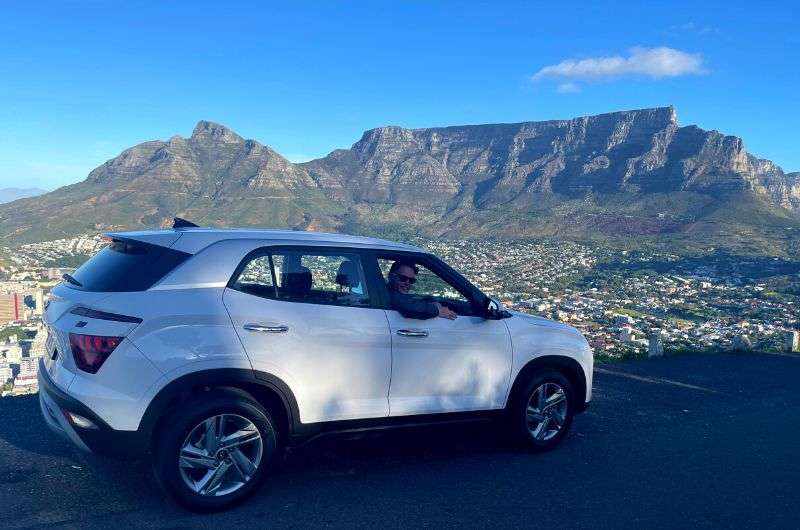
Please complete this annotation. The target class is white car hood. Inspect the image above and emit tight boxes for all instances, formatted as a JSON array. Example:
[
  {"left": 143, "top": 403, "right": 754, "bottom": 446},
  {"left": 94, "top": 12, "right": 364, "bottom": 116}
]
[{"left": 509, "top": 311, "right": 581, "bottom": 335}]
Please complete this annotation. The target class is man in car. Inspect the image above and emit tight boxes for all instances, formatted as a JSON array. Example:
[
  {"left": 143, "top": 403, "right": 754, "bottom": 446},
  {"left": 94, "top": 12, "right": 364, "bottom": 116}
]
[{"left": 386, "top": 260, "right": 457, "bottom": 320}]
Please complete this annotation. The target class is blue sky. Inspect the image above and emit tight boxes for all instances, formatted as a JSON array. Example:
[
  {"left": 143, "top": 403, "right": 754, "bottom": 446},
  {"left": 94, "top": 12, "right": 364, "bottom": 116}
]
[{"left": 1, "top": 0, "right": 798, "bottom": 190}]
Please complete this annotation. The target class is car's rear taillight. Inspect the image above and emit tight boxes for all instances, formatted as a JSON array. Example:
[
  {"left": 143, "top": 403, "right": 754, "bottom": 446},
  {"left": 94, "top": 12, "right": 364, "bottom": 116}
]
[{"left": 69, "top": 333, "right": 123, "bottom": 374}]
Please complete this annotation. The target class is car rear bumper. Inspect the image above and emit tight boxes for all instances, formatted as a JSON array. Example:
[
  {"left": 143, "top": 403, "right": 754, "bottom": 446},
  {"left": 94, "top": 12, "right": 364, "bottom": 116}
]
[{"left": 37, "top": 359, "right": 148, "bottom": 459}]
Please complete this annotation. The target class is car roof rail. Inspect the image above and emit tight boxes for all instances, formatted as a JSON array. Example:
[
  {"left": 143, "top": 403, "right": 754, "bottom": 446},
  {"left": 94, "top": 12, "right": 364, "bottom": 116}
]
[{"left": 173, "top": 217, "right": 200, "bottom": 229}]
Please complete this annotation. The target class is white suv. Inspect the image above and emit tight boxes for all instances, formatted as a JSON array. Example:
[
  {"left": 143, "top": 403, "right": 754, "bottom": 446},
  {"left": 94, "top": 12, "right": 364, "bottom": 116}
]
[{"left": 38, "top": 223, "right": 593, "bottom": 510}]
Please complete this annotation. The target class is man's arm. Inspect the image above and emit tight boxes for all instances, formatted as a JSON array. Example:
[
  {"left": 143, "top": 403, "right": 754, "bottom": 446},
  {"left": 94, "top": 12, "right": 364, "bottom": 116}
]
[{"left": 389, "top": 291, "right": 439, "bottom": 319}]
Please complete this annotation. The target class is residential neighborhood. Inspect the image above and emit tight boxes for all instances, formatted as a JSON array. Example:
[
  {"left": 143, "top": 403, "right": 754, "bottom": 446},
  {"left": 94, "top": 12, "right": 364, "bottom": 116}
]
[{"left": 425, "top": 238, "right": 800, "bottom": 359}]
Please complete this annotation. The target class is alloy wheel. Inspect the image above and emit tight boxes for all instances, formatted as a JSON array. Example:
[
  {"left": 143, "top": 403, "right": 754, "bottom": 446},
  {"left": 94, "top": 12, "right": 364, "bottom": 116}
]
[
  {"left": 178, "top": 413, "right": 263, "bottom": 497},
  {"left": 525, "top": 382, "right": 568, "bottom": 442}
]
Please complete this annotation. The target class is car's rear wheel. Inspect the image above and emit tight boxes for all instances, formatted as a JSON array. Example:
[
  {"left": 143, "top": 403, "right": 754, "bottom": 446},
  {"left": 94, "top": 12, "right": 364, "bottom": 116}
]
[
  {"left": 510, "top": 369, "right": 574, "bottom": 451},
  {"left": 152, "top": 388, "right": 278, "bottom": 511}
]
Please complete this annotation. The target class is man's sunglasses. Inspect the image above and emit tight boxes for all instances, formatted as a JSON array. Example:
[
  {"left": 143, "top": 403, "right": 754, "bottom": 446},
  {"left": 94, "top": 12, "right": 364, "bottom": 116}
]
[{"left": 393, "top": 273, "right": 416, "bottom": 284}]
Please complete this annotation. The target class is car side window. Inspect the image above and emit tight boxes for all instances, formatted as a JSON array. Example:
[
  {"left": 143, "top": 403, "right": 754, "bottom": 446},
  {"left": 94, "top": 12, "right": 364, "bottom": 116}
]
[
  {"left": 232, "top": 249, "right": 371, "bottom": 308},
  {"left": 232, "top": 255, "right": 276, "bottom": 298},
  {"left": 378, "top": 257, "right": 475, "bottom": 315}
]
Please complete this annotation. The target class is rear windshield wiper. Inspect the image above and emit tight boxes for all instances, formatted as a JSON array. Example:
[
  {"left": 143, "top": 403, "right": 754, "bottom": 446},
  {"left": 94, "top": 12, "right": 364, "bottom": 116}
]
[{"left": 62, "top": 273, "right": 83, "bottom": 287}]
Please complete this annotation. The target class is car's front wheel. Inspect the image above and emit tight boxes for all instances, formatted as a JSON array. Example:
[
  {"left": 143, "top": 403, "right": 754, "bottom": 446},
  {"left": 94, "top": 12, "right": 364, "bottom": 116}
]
[
  {"left": 152, "top": 388, "right": 278, "bottom": 511},
  {"left": 510, "top": 369, "right": 575, "bottom": 451}
]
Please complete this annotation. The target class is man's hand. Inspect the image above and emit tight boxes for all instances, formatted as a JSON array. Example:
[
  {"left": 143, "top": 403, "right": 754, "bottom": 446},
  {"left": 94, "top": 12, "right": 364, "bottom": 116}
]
[{"left": 435, "top": 302, "right": 457, "bottom": 320}]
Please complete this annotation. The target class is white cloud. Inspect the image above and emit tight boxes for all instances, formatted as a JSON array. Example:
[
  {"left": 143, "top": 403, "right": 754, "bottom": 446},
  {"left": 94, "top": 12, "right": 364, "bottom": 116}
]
[
  {"left": 532, "top": 47, "right": 706, "bottom": 81},
  {"left": 557, "top": 82, "right": 581, "bottom": 93},
  {"left": 667, "top": 22, "right": 721, "bottom": 36}
]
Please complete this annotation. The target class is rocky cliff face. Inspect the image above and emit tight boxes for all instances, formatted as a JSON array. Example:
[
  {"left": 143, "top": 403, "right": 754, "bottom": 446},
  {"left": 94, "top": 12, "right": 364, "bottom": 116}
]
[
  {"left": 304, "top": 106, "right": 799, "bottom": 209},
  {"left": 1, "top": 108, "right": 798, "bottom": 249}
]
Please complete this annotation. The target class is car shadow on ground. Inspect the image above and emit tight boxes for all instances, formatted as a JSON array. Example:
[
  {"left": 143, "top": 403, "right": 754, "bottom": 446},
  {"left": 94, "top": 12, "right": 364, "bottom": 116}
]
[{"left": 281, "top": 419, "right": 518, "bottom": 473}]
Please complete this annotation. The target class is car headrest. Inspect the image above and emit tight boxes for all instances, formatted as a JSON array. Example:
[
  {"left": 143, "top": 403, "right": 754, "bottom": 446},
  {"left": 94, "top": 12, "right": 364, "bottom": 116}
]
[
  {"left": 282, "top": 266, "right": 312, "bottom": 297},
  {"left": 335, "top": 260, "right": 361, "bottom": 289}
]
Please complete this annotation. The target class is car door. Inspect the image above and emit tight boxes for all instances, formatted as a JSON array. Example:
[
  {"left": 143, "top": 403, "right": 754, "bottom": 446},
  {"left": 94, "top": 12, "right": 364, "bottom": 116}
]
[
  {"left": 374, "top": 255, "right": 513, "bottom": 416},
  {"left": 223, "top": 246, "right": 392, "bottom": 424}
]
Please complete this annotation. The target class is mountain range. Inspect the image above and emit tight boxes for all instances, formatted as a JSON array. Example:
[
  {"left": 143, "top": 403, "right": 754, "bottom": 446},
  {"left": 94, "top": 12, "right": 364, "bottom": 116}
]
[{"left": 1, "top": 106, "right": 798, "bottom": 254}]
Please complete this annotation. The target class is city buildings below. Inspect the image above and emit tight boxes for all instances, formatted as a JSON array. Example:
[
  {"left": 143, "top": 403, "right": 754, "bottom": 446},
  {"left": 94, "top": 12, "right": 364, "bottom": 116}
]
[
  {"left": 1, "top": 337, "right": 23, "bottom": 364},
  {"left": 28, "top": 323, "right": 48, "bottom": 358},
  {"left": 0, "top": 293, "right": 22, "bottom": 324},
  {"left": 0, "top": 361, "right": 12, "bottom": 386},
  {"left": 35, "top": 289, "right": 45, "bottom": 316},
  {"left": 12, "top": 357, "right": 39, "bottom": 395}
]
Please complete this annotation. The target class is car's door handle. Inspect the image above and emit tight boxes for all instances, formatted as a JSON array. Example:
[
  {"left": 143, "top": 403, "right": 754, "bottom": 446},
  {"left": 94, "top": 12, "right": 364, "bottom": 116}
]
[
  {"left": 396, "top": 329, "right": 429, "bottom": 338},
  {"left": 243, "top": 323, "right": 289, "bottom": 333}
]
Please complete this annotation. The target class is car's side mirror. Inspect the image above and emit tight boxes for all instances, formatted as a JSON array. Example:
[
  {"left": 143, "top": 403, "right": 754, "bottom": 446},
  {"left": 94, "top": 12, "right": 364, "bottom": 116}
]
[
  {"left": 482, "top": 296, "right": 509, "bottom": 319},
  {"left": 488, "top": 297, "right": 501, "bottom": 312}
]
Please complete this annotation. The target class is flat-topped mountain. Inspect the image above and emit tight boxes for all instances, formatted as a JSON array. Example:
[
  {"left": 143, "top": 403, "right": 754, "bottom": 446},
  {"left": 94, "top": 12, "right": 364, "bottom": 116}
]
[
  {"left": 305, "top": 107, "right": 800, "bottom": 206},
  {"left": 1, "top": 107, "right": 798, "bottom": 253}
]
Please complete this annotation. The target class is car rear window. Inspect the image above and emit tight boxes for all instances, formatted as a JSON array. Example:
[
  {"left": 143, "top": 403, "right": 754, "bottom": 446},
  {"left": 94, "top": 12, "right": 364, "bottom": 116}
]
[{"left": 68, "top": 238, "right": 191, "bottom": 292}]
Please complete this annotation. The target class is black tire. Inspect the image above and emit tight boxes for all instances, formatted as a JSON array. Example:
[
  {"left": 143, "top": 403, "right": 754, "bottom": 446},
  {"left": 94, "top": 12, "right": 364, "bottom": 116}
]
[
  {"left": 151, "top": 387, "right": 278, "bottom": 512},
  {"left": 509, "top": 369, "right": 575, "bottom": 452}
]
